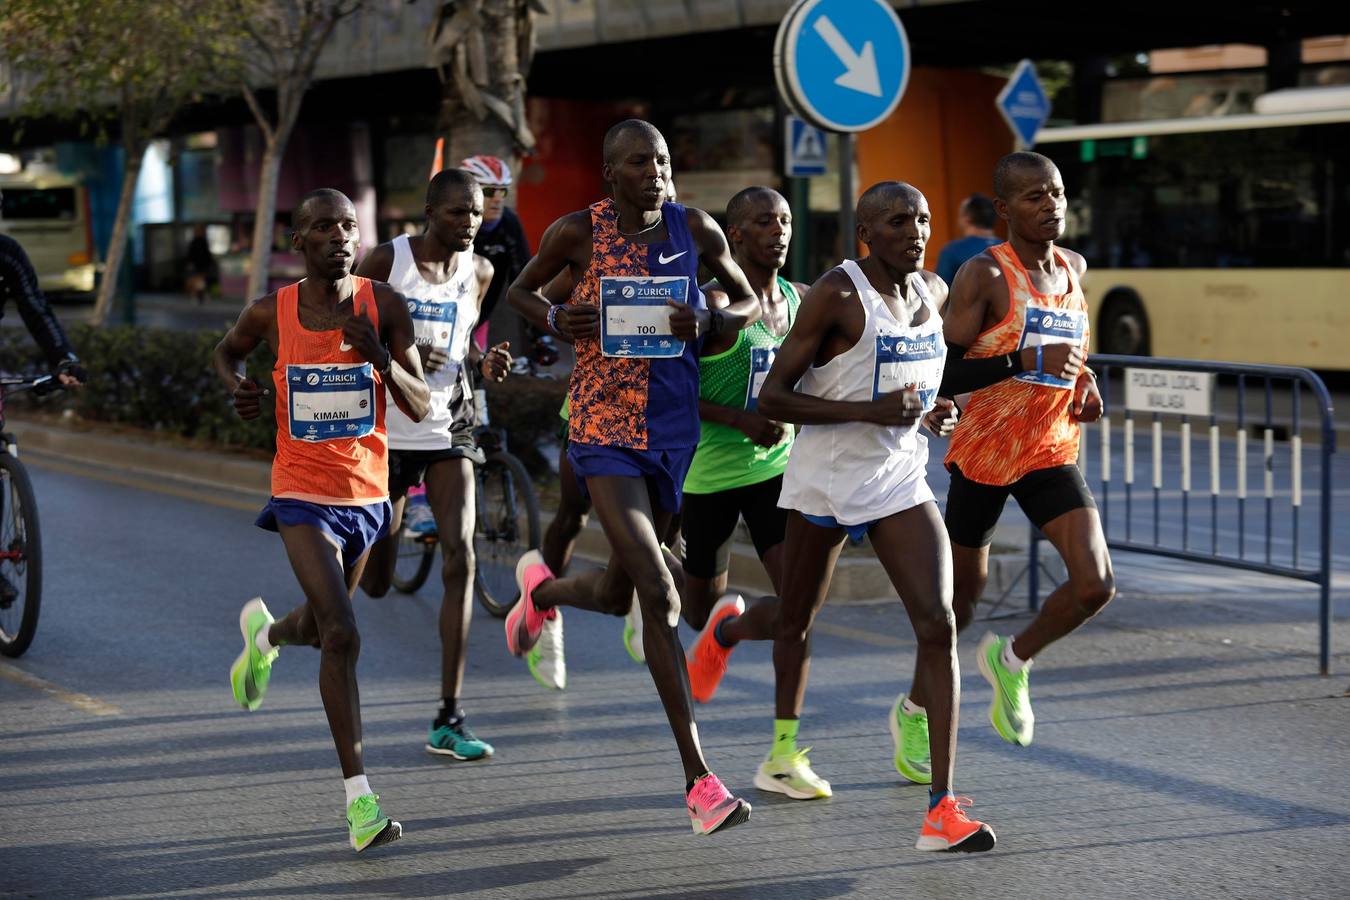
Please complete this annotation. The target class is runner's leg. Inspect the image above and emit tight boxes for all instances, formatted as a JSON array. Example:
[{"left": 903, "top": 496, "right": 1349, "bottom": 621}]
[
  {"left": 541, "top": 444, "right": 591, "bottom": 577},
  {"left": 868, "top": 503, "right": 958, "bottom": 795},
  {"left": 773, "top": 513, "right": 847, "bottom": 721},
  {"left": 424, "top": 458, "right": 477, "bottom": 702},
  {"left": 1009, "top": 507, "right": 1114, "bottom": 660},
  {"left": 359, "top": 490, "right": 409, "bottom": 599}
]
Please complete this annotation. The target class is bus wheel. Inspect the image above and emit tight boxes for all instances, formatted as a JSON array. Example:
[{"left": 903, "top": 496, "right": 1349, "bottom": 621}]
[{"left": 1099, "top": 290, "right": 1150, "bottom": 356}]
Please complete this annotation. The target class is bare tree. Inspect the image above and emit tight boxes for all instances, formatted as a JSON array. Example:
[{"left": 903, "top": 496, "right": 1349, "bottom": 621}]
[
  {"left": 233, "top": 0, "right": 366, "bottom": 303},
  {"left": 0, "top": 0, "right": 241, "bottom": 325},
  {"left": 428, "top": 0, "right": 541, "bottom": 170}
]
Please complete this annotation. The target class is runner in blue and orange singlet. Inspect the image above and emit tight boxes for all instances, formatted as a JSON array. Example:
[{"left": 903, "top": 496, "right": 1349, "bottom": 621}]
[
  {"left": 506, "top": 119, "right": 762, "bottom": 836},
  {"left": 900, "top": 152, "right": 1112, "bottom": 765},
  {"left": 213, "top": 189, "right": 430, "bottom": 853}
]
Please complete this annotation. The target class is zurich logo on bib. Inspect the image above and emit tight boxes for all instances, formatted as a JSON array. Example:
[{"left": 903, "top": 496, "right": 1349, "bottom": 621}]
[
  {"left": 872, "top": 331, "right": 943, "bottom": 408},
  {"left": 407, "top": 298, "right": 458, "bottom": 350},
  {"left": 1016, "top": 302, "right": 1087, "bottom": 389}
]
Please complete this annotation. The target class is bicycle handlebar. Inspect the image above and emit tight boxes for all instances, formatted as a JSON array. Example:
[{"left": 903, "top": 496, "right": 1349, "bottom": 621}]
[{"left": 0, "top": 374, "right": 60, "bottom": 397}]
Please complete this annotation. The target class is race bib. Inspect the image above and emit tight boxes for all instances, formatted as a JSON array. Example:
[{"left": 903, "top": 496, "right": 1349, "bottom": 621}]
[
  {"left": 287, "top": 363, "right": 376, "bottom": 442},
  {"left": 745, "top": 346, "right": 776, "bottom": 412},
  {"left": 600, "top": 276, "right": 689, "bottom": 358},
  {"left": 872, "top": 330, "right": 944, "bottom": 411},
  {"left": 406, "top": 297, "right": 458, "bottom": 353},
  {"left": 1015, "top": 302, "right": 1087, "bottom": 389}
]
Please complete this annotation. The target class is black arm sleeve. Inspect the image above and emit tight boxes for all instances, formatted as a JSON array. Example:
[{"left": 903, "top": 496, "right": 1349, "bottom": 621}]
[
  {"left": 0, "top": 235, "right": 76, "bottom": 369},
  {"left": 938, "top": 341, "right": 1025, "bottom": 396}
]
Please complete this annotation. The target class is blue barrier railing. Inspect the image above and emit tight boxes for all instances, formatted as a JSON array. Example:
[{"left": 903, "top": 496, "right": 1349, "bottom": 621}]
[{"left": 1028, "top": 355, "right": 1337, "bottom": 674}]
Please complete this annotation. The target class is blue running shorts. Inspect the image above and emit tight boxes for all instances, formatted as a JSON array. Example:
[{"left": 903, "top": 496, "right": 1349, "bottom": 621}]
[{"left": 255, "top": 497, "right": 393, "bottom": 570}]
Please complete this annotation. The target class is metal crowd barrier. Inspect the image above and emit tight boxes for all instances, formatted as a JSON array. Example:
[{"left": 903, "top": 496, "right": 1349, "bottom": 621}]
[{"left": 1027, "top": 355, "right": 1337, "bottom": 674}]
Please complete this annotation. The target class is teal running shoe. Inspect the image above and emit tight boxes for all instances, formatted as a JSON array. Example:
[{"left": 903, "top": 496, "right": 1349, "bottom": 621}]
[
  {"left": 976, "top": 633, "right": 1034, "bottom": 746},
  {"left": 888, "top": 693, "right": 932, "bottom": 784},
  {"left": 229, "top": 598, "right": 277, "bottom": 711},
  {"left": 426, "top": 718, "right": 494, "bottom": 760},
  {"left": 347, "top": 793, "right": 402, "bottom": 852}
]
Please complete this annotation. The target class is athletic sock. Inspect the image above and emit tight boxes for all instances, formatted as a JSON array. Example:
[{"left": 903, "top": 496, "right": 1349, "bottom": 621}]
[
  {"left": 255, "top": 625, "right": 275, "bottom": 656},
  {"left": 771, "top": 718, "right": 799, "bottom": 759},
  {"left": 929, "top": 789, "right": 954, "bottom": 811},
  {"left": 434, "top": 698, "right": 462, "bottom": 729},
  {"left": 1002, "top": 639, "right": 1030, "bottom": 673},
  {"left": 713, "top": 616, "right": 736, "bottom": 649},
  {"left": 344, "top": 774, "right": 372, "bottom": 808},
  {"left": 902, "top": 696, "right": 925, "bottom": 717}
]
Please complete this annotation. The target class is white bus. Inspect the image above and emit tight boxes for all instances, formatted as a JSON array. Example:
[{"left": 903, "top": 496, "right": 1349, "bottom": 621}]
[{"left": 1037, "top": 86, "right": 1350, "bottom": 370}]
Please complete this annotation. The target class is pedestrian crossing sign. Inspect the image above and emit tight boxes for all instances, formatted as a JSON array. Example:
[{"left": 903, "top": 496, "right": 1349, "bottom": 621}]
[{"left": 786, "top": 116, "right": 828, "bottom": 176}]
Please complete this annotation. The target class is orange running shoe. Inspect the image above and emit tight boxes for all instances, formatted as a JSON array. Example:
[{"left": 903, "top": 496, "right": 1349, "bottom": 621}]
[
  {"left": 686, "top": 594, "right": 745, "bottom": 703},
  {"left": 915, "top": 795, "right": 996, "bottom": 853}
]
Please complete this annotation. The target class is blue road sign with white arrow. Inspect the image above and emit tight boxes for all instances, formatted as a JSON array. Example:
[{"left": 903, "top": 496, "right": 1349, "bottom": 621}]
[
  {"left": 785, "top": 116, "right": 828, "bottom": 176},
  {"left": 997, "top": 59, "right": 1051, "bottom": 149},
  {"left": 774, "top": 0, "right": 910, "bottom": 133}
]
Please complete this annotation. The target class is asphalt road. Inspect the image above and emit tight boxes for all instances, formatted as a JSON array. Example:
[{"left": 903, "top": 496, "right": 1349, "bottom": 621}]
[{"left": 2, "top": 455, "right": 1348, "bottom": 898}]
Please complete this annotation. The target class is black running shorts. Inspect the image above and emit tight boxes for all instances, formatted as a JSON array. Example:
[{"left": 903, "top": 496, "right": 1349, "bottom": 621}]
[
  {"left": 944, "top": 462, "right": 1096, "bottom": 549},
  {"left": 388, "top": 424, "right": 482, "bottom": 497},
  {"left": 680, "top": 474, "right": 788, "bottom": 579}
]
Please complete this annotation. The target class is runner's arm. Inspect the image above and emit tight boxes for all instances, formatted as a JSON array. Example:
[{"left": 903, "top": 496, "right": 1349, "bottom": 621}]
[
  {"left": 212, "top": 296, "right": 275, "bottom": 419},
  {"left": 757, "top": 272, "right": 919, "bottom": 427},
  {"left": 688, "top": 208, "right": 761, "bottom": 334},
  {"left": 507, "top": 212, "right": 596, "bottom": 341},
  {"left": 936, "top": 256, "right": 1028, "bottom": 395},
  {"left": 469, "top": 255, "right": 510, "bottom": 381},
  {"left": 376, "top": 285, "right": 431, "bottom": 422}
]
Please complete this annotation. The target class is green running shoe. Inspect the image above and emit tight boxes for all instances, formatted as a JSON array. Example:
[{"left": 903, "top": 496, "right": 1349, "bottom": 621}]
[
  {"left": 888, "top": 693, "right": 932, "bottom": 784},
  {"left": 426, "top": 718, "right": 494, "bottom": 760},
  {"left": 622, "top": 591, "right": 645, "bottom": 665},
  {"left": 229, "top": 598, "right": 277, "bottom": 711},
  {"left": 977, "top": 633, "right": 1034, "bottom": 746},
  {"left": 753, "top": 749, "right": 832, "bottom": 800},
  {"left": 347, "top": 792, "right": 402, "bottom": 852}
]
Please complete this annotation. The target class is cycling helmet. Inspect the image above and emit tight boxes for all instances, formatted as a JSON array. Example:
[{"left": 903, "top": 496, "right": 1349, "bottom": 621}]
[{"left": 459, "top": 155, "right": 512, "bottom": 187}]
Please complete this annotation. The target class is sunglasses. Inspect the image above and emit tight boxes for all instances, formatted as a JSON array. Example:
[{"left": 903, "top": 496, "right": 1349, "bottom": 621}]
[{"left": 481, "top": 187, "right": 510, "bottom": 198}]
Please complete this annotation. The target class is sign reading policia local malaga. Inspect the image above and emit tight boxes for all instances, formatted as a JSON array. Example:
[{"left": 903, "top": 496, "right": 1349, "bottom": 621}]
[{"left": 774, "top": 0, "right": 911, "bottom": 134}]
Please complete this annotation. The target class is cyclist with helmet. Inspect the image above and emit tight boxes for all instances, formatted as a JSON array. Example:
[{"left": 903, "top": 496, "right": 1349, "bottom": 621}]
[
  {"left": 459, "top": 155, "right": 531, "bottom": 354},
  {"left": 0, "top": 225, "right": 86, "bottom": 386}
]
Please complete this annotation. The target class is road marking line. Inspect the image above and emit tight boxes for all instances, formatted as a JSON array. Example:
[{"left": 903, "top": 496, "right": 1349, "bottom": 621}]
[
  {"left": 24, "top": 453, "right": 263, "bottom": 512},
  {"left": 0, "top": 661, "right": 121, "bottom": 716}
]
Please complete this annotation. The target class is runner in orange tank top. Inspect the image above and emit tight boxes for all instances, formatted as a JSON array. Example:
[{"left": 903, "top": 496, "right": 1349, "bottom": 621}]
[
  {"left": 899, "top": 153, "right": 1114, "bottom": 766},
  {"left": 212, "top": 188, "right": 429, "bottom": 853}
]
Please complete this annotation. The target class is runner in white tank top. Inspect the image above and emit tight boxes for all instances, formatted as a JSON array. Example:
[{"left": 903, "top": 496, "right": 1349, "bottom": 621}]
[
  {"left": 758, "top": 182, "right": 995, "bottom": 853},
  {"left": 777, "top": 258, "right": 944, "bottom": 524},
  {"left": 354, "top": 169, "right": 513, "bottom": 762}
]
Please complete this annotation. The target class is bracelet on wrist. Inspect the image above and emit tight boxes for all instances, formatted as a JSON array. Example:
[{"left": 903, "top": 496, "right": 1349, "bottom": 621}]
[{"left": 546, "top": 304, "right": 562, "bottom": 336}]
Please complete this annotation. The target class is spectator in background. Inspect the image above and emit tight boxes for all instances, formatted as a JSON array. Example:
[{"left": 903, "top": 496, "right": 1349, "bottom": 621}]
[
  {"left": 185, "top": 224, "right": 217, "bottom": 305},
  {"left": 936, "top": 193, "right": 1000, "bottom": 288}
]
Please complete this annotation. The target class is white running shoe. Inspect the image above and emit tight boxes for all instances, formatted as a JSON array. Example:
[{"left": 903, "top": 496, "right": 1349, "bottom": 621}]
[{"left": 527, "top": 611, "right": 566, "bottom": 690}]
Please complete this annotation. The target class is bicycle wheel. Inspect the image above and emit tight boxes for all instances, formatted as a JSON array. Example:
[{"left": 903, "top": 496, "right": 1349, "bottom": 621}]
[
  {"left": 391, "top": 529, "right": 436, "bottom": 594},
  {"left": 474, "top": 450, "right": 541, "bottom": 618},
  {"left": 0, "top": 453, "right": 42, "bottom": 658}
]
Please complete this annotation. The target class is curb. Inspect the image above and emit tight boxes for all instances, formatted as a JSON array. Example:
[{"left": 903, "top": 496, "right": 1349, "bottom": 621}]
[{"left": 10, "top": 415, "right": 1058, "bottom": 604}]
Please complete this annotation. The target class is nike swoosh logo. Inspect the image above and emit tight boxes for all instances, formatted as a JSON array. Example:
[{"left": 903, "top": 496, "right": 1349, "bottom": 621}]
[
  {"left": 658, "top": 250, "right": 688, "bottom": 264},
  {"left": 925, "top": 817, "right": 944, "bottom": 832},
  {"left": 339, "top": 341, "right": 352, "bottom": 352}
]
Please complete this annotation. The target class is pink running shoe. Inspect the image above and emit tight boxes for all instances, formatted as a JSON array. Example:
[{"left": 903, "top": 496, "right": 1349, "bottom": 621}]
[
  {"left": 506, "top": 550, "right": 555, "bottom": 657},
  {"left": 686, "top": 773, "right": 751, "bottom": 835}
]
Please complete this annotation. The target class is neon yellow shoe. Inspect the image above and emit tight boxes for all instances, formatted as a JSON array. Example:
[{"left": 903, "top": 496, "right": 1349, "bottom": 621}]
[
  {"left": 753, "top": 749, "right": 832, "bottom": 800},
  {"left": 229, "top": 598, "right": 276, "bottom": 711},
  {"left": 888, "top": 693, "right": 932, "bottom": 784},
  {"left": 346, "top": 792, "right": 402, "bottom": 852},
  {"left": 977, "top": 633, "right": 1034, "bottom": 746}
]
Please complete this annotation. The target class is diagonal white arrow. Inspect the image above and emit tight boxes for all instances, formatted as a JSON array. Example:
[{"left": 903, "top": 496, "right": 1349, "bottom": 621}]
[{"left": 812, "top": 15, "right": 882, "bottom": 97}]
